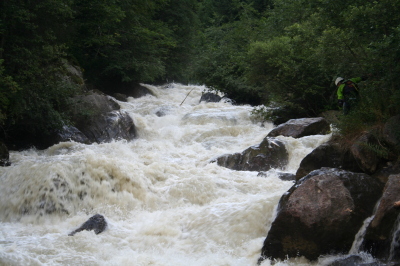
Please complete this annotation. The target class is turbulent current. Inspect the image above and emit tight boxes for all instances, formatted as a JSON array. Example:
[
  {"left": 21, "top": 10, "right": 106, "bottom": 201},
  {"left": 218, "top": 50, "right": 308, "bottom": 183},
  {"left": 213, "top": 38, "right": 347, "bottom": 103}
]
[{"left": 0, "top": 84, "right": 331, "bottom": 266}]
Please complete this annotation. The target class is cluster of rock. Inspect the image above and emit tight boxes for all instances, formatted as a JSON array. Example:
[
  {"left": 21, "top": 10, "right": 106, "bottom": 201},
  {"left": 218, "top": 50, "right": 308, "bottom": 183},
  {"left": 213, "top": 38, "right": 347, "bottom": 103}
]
[{"left": 211, "top": 115, "right": 400, "bottom": 265}]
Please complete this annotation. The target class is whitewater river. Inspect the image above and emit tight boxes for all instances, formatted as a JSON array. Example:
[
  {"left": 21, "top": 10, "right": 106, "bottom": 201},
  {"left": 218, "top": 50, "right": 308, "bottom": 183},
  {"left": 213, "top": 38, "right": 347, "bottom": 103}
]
[{"left": 0, "top": 84, "right": 332, "bottom": 266}]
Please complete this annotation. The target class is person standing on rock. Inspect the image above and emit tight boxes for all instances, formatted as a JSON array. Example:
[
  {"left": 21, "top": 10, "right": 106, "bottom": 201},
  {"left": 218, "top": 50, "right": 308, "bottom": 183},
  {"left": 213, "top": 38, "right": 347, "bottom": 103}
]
[{"left": 335, "top": 76, "right": 368, "bottom": 115}]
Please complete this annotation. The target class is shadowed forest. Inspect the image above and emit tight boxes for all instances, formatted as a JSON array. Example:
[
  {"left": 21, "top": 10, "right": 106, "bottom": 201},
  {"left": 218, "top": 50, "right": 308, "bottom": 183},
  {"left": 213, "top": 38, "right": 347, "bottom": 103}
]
[{"left": 1, "top": 0, "right": 399, "bottom": 156}]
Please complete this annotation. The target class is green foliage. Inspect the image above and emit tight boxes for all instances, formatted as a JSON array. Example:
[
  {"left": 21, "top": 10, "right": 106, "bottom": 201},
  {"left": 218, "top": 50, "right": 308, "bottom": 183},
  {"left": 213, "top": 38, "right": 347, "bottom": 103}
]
[{"left": 1, "top": 0, "right": 400, "bottom": 151}]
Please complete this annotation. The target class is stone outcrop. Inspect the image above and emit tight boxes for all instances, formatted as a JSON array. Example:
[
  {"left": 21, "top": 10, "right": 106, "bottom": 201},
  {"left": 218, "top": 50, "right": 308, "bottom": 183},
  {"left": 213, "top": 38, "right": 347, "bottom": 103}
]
[
  {"left": 212, "top": 137, "right": 288, "bottom": 171},
  {"left": 267, "top": 117, "right": 330, "bottom": 138},
  {"left": 65, "top": 92, "right": 137, "bottom": 144},
  {"left": 361, "top": 174, "right": 400, "bottom": 260},
  {"left": 259, "top": 168, "right": 383, "bottom": 263},
  {"left": 295, "top": 140, "right": 362, "bottom": 180}
]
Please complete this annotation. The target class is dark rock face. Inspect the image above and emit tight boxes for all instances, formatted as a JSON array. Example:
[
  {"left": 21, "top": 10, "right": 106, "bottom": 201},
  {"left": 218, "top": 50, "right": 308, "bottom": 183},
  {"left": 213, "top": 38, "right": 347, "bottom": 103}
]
[
  {"left": 361, "top": 174, "right": 400, "bottom": 260},
  {"left": 67, "top": 93, "right": 137, "bottom": 144},
  {"left": 68, "top": 214, "right": 107, "bottom": 236},
  {"left": 213, "top": 137, "right": 288, "bottom": 171},
  {"left": 259, "top": 168, "right": 383, "bottom": 263},
  {"left": 0, "top": 142, "right": 10, "bottom": 166},
  {"left": 199, "top": 92, "right": 222, "bottom": 103},
  {"left": 267, "top": 117, "right": 330, "bottom": 138},
  {"left": 296, "top": 140, "right": 363, "bottom": 180}
]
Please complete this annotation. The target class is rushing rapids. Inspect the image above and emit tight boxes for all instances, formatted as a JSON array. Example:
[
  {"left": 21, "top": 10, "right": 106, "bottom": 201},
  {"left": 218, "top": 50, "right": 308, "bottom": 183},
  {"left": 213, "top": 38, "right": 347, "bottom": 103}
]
[{"left": 0, "top": 84, "right": 332, "bottom": 265}]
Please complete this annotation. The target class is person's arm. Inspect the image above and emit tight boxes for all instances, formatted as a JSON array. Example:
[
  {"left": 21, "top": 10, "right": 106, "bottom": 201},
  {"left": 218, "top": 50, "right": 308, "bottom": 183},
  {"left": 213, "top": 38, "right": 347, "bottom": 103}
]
[{"left": 350, "top": 77, "right": 362, "bottom": 83}]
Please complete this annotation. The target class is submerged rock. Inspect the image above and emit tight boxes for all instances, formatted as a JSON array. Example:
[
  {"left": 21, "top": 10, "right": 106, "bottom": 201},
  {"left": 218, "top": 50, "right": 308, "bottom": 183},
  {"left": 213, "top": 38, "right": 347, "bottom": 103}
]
[
  {"left": 213, "top": 137, "right": 288, "bottom": 171},
  {"left": 68, "top": 214, "right": 107, "bottom": 236},
  {"left": 259, "top": 168, "right": 383, "bottom": 263},
  {"left": 267, "top": 117, "right": 330, "bottom": 138},
  {"left": 258, "top": 171, "right": 296, "bottom": 181}
]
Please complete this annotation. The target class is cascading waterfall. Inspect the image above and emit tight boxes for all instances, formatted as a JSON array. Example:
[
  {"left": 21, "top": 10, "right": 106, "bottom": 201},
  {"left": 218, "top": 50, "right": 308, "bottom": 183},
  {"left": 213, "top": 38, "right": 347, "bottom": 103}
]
[{"left": 0, "top": 83, "right": 331, "bottom": 266}]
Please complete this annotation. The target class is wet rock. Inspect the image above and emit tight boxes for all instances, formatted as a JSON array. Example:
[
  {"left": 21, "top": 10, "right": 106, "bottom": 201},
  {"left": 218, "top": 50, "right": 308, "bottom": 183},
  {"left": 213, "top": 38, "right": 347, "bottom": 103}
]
[
  {"left": 267, "top": 117, "right": 330, "bottom": 138},
  {"left": 213, "top": 137, "right": 288, "bottom": 171},
  {"left": 258, "top": 171, "right": 296, "bottom": 181},
  {"left": 68, "top": 93, "right": 137, "bottom": 143},
  {"left": 350, "top": 132, "right": 386, "bottom": 174},
  {"left": 199, "top": 92, "right": 222, "bottom": 103},
  {"left": 296, "top": 140, "right": 362, "bottom": 180},
  {"left": 0, "top": 142, "right": 10, "bottom": 166},
  {"left": 361, "top": 174, "right": 400, "bottom": 260},
  {"left": 259, "top": 168, "right": 383, "bottom": 263},
  {"left": 372, "top": 161, "right": 400, "bottom": 184},
  {"left": 112, "top": 93, "right": 128, "bottom": 102},
  {"left": 383, "top": 115, "right": 400, "bottom": 149},
  {"left": 55, "top": 126, "right": 90, "bottom": 144},
  {"left": 68, "top": 214, "right": 107, "bottom": 236}
]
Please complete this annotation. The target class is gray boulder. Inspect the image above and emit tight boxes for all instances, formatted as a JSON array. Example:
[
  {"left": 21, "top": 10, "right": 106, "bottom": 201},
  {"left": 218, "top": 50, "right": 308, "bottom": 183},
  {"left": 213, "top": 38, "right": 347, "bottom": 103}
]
[
  {"left": 68, "top": 93, "right": 137, "bottom": 143},
  {"left": 213, "top": 137, "right": 288, "bottom": 171},
  {"left": 258, "top": 168, "right": 383, "bottom": 263},
  {"left": 361, "top": 174, "right": 400, "bottom": 260},
  {"left": 267, "top": 117, "right": 330, "bottom": 138}
]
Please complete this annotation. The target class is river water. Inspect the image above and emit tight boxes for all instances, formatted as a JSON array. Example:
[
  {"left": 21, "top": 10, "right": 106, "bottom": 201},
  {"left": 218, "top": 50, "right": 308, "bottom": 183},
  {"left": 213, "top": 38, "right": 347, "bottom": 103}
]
[{"left": 0, "top": 84, "right": 332, "bottom": 266}]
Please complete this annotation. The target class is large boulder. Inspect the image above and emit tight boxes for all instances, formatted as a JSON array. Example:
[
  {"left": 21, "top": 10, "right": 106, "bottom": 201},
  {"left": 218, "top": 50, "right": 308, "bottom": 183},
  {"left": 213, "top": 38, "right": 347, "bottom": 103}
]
[
  {"left": 267, "top": 117, "right": 330, "bottom": 138},
  {"left": 212, "top": 137, "right": 288, "bottom": 171},
  {"left": 67, "top": 93, "right": 137, "bottom": 143},
  {"left": 361, "top": 174, "right": 400, "bottom": 261},
  {"left": 199, "top": 92, "right": 222, "bottom": 103},
  {"left": 0, "top": 142, "right": 10, "bottom": 166},
  {"left": 296, "top": 140, "right": 363, "bottom": 180},
  {"left": 259, "top": 168, "right": 383, "bottom": 263},
  {"left": 350, "top": 132, "right": 387, "bottom": 174},
  {"left": 382, "top": 115, "right": 400, "bottom": 149}
]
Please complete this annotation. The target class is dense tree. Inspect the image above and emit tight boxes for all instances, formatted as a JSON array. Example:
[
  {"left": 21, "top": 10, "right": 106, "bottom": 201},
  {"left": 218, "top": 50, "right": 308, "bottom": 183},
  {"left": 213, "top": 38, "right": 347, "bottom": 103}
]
[{"left": 0, "top": 0, "right": 399, "bottom": 151}]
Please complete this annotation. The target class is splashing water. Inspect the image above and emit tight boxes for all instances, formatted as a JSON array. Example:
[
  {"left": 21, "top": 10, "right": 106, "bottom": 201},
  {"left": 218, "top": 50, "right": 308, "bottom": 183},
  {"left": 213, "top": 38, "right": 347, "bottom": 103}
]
[{"left": 0, "top": 84, "right": 330, "bottom": 266}]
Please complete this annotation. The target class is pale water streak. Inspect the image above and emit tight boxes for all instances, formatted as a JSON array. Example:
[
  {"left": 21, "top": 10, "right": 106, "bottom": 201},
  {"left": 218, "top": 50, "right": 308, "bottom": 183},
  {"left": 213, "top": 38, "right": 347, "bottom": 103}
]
[{"left": 0, "top": 84, "right": 330, "bottom": 266}]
